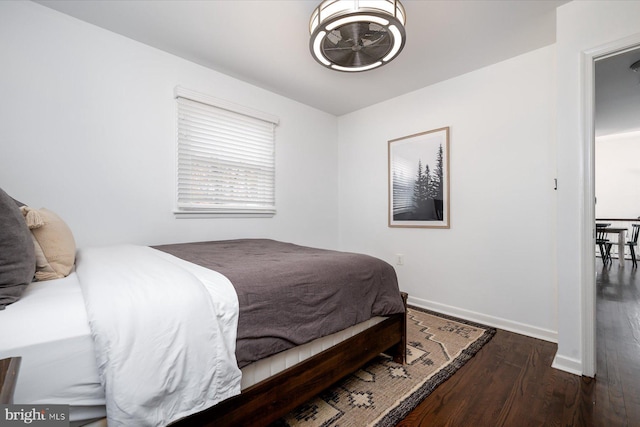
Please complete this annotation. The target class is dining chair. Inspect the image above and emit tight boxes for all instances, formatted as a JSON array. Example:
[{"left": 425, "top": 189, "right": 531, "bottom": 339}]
[
  {"left": 596, "top": 228, "right": 612, "bottom": 265},
  {"left": 626, "top": 224, "right": 640, "bottom": 268}
]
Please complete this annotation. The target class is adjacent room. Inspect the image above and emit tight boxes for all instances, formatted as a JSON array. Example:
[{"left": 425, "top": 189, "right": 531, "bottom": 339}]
[
  {"left": 594, "top": 47, "right": 640, "bottom": 266},
  {"left": 592, "top": 45, "right": 640, "bottom": 427},
  {"left": 1, "top": 1, "right": 639, "bottom": 426}
]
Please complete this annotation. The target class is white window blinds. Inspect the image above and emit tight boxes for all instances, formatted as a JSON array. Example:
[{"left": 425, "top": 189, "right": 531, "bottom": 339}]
[{"left": 175, "top": 87, "right": 278, "bottom": 216}]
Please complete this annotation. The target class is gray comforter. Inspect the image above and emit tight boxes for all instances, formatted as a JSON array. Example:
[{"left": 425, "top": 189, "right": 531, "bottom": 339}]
[{"left": 153, "top": 239, "right": 405, "bottom": 367}]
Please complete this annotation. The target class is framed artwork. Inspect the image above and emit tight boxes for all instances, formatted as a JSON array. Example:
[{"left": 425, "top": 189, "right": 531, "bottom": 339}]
[{"left": 388, "top": 127, "right": 450, "bottom": 228}]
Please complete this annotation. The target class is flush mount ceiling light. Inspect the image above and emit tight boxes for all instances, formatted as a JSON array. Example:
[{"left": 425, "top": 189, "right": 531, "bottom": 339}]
[{"left": 309, "top": 0, "right": 406, "bottom": 72}]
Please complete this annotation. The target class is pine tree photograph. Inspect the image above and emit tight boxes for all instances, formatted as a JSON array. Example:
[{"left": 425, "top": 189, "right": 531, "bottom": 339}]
[{"left": 389, "top": 127, "right": 449, "bottom": 228}]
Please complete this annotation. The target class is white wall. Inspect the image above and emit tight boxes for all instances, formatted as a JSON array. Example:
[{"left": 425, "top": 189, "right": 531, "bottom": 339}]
[
  {"left": 595, "top": 131, "right": 640, "bottom": 219},
  {"left": 0, "top": 1, "right": 339, "bottom": 249},
  {"left": 338, "top": 46, "right": 557, "bottom": 340},
  {"left": 555, "top": 0, "right": 640, "bottom": 375}
]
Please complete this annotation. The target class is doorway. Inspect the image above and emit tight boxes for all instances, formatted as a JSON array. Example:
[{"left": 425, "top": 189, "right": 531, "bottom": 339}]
[{"left": 584, "top": 42, "right": 640, "bottom": 377}]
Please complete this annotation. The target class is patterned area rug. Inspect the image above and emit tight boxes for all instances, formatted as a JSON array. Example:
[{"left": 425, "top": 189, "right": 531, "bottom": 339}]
[{"left": 273, "top": 306, "right": 496, "bottom": 427}]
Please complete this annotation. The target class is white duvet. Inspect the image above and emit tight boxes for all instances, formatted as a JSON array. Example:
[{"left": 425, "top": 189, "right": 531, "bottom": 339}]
[{"left": 75, "top": 245, "right": 241, "bottom": 427}]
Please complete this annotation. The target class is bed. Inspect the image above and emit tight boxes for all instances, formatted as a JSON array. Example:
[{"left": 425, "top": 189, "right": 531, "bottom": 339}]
[{"left": 0, "top": 238, "right": 406, "bottom": 427}]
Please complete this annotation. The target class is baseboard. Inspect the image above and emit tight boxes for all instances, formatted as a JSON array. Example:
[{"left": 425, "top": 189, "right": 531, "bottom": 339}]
[
  {"left": 407, "top": 296, "right": 558, "bottom": 343},
  {"left": 551, "top": 353, "right": 583, "bottom": 376}
]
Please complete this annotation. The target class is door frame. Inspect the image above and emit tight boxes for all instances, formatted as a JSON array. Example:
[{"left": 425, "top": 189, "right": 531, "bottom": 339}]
[{"left": 581, "top": 34, "right": 640, "bottom": 377}]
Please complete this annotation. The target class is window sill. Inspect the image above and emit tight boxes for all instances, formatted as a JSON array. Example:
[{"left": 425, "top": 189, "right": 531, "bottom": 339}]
[{"left": 173, "top": 209, "right": 275, "bottom": 219}]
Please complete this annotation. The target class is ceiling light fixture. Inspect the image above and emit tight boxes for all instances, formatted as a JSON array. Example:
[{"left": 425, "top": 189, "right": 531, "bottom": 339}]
[
  {"left": 631, "top": 59, "right": 640, "bottom": 72},
  {"left": 309, "top": 0, "right": 406, "bottom": 72}
]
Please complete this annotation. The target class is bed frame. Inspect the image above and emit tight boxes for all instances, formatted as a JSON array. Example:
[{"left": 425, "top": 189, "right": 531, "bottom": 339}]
[{"left": 172, "top": 292, "right": 407, "bottom": 427}]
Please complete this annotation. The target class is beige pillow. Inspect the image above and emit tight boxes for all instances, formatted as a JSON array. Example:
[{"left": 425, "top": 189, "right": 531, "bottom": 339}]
[{"left": 21, "top": 207, "right": 76, "bottom": 281}]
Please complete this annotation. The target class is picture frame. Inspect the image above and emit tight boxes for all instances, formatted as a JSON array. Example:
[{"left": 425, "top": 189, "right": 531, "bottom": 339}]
[{"left": 388, "top": 127, "right": 450, "bottom": 228}]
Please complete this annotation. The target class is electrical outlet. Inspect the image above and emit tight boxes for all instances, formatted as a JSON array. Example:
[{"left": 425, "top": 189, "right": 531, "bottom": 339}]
[{"left": 396, "top": 254, "right": 404, "bottom": 265}]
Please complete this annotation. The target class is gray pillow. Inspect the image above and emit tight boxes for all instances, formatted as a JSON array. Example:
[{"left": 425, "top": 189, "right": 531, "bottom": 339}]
[{"left": 0, "top": 187, "right": 36, "bottom": 309}]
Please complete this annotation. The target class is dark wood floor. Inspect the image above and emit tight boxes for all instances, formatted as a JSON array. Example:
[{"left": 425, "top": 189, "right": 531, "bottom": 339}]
[{"left": 397, "top": 259, "right": 640, "bottom": 427}]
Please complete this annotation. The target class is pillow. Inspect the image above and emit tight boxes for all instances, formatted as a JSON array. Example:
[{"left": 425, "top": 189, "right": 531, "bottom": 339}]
[
  {"left": 20, "top": 207, "right": 76, "bottom": 281},
  {"left": 0, "top": 188, "right": 36, "bottom": 310}
]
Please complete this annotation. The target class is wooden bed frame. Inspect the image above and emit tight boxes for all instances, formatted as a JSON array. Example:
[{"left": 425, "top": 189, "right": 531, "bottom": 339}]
[{"left": 172, "top": 292, "right": 407, "bottom": 427}]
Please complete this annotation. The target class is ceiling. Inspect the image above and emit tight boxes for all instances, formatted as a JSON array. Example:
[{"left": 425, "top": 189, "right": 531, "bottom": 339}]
[
  {"left": 595, "top": 47, "right": 640, "bottom": 137},
  {"left": 35, "top": 0, "right": 568, "bottom": 116}
]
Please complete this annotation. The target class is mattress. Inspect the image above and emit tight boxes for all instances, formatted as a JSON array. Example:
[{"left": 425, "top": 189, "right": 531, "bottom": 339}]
[
  {"left": 0, "top": 269, "right": 386, "bottom": 424},
  {"left": 240, "top": 316, "right": 385, "bottom": 389}
]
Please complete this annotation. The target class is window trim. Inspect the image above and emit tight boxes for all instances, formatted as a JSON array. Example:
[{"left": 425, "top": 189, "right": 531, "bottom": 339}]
[{"left": 173, "top": 86, "right": 279, "bottom": 218}]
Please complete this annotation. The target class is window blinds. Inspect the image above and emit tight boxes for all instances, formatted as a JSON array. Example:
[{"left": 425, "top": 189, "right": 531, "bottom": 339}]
[{"left": 175, "top": 89, "right": 278, "bottom": 215}]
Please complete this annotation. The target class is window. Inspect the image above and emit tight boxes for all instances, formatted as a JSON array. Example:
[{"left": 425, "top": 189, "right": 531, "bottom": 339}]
[{"left": 174, "top": 87, "right": 279, "bottom": 217}]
